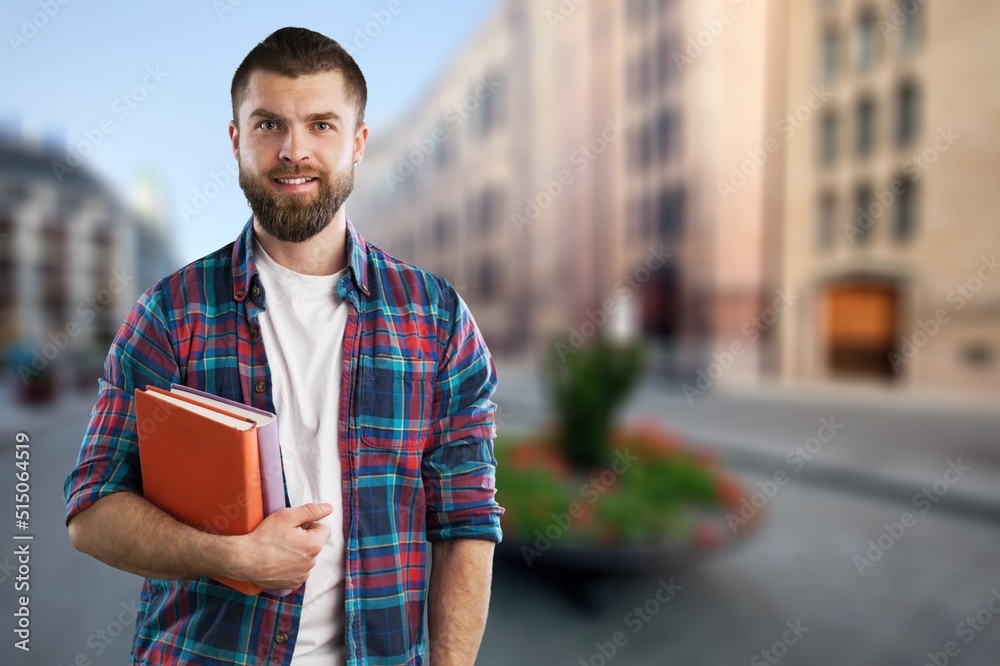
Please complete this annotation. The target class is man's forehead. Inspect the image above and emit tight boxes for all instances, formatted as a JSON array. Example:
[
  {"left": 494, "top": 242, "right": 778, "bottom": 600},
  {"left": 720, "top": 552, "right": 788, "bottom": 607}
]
[{"left": 241, "top": 69, "right": 351, "bottom": 113}]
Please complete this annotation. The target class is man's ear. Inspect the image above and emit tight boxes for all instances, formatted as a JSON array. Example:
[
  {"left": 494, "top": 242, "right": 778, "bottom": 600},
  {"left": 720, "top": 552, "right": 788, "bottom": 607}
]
[
  {"left": 353, "top": 121, "right": 369, "bottom": 164},
  {"left": 228, "top": 120, "right": 240, "bottom": 159}
]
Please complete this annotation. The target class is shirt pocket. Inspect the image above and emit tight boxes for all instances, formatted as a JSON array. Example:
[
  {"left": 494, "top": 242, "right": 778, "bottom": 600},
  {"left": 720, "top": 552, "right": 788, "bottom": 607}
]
[{"left": 355, "top": 353, "right": 436, "bottom": 450}]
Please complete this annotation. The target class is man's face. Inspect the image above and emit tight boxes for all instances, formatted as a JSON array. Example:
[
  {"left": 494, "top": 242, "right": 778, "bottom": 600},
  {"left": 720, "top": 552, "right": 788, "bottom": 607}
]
[{"left": 229, "top": 69, "right": 367, "bottom": 243}]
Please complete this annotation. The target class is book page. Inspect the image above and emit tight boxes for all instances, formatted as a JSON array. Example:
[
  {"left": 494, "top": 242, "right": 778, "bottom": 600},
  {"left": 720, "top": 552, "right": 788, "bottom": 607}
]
[{"left": 147, "top": 392, "right": 256, "bottom": 430}]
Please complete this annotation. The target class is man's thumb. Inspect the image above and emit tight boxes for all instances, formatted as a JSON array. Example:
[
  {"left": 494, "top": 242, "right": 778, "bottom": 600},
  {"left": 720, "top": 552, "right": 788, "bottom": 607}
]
[{"left": 291, "top": 502, "right": 333, "bottom": 525}]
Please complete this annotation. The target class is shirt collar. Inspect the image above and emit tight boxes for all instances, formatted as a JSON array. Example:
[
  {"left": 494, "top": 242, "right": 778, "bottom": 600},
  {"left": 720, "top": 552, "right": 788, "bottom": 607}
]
[{"left": 231, "top": 214, "right": 371, "bottom": 302}]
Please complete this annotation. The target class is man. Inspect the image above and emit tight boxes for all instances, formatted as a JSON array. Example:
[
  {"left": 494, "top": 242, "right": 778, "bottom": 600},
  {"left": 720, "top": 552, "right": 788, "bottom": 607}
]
[{"left": 64, "top": 27, "right": 503, "bottom": 666}]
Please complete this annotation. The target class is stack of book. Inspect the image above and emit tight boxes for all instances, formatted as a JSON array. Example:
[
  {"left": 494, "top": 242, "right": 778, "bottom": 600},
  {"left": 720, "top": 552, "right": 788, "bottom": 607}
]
[{"left": 134, "top": 384, "right": 291, "bottom": 596}]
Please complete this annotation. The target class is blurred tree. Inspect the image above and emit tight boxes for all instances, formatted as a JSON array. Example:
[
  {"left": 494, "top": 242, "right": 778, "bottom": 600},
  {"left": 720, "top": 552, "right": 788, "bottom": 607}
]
[{"left": 543, "top": 333, "right": 646, "bottom": 468}]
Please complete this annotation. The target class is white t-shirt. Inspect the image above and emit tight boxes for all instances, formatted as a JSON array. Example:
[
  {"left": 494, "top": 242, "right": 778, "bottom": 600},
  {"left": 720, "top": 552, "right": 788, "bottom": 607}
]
[{"left": 253, "top": 238, "right": 348, "bottom": 665}]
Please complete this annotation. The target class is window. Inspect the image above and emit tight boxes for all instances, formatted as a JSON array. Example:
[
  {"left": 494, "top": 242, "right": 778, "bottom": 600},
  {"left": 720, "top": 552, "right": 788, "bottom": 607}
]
[
  {"left": 478, "top": 70, "right": 503, "bottom": 137},
  {"left": 432, "top": 213, "right": 452, "bottom": 246},
  {"left": 820, "top": 111, "right": 839, "bottom": 167},
  {"left": 895, "top": 80, "right": 920, "bottom": 147},
  {"left": 0, "top": 215, "right": 14, "bottom": 310},
  {"left": 480, "top": 189, "right": 493, "bottom": 234},
  {"left": 629, "top": 127, "right": 643, "bottom": 170},
  {"left": 468, "top": 187, "right": 505, "bottom": 236},
  {"left": 657, "top": 187, "right": 685, "bottom": 241},
  {"left": 856, "top": 9, "right": 879, "bottom": 72},
  {"left": 638, "top": 120, "right": 654, "bottom": 169},
  {"left": 821, "top": 27, "right": 841, "bottom": 85},
  {"left": 629, "top": 198, "right": 643, "bottom": 243},
  {"left": 893, "top": 177, "right": 918, "bottom": 242},
  {"left": 898, "top": 0, "right": 925, "bottom": 56},
  {"left": 853, "top": 185, "right": 876, "bottom": 244},
  {"left": 638, "top": 56, "right": 652, "bottom": 100},
  {"left": 656, "top": 35, "right": 672, "bottom": 91},
  {"left": 655, "top": 109, "right": 676, "bottom": 163},
  {"left": 489, "top": 187, "right": 504, "bottom": 233},
  {"left": 818, "top": 193, "right": 837, "bottom": 250},
  {"left": 628, "top": 0, "right": 653, "bottom": 27},
  {"left": 433, "top": 125, "right": 451, "bottom": 168},
  {"left": 641, "top": 193, "right": 655, "bottom": 239},
  {"left": 628, "top": 56, "right": 642, "bottom": 100},
  {"left": 856, "top": 96, "right": 876, "bottom": 158},
  {"left": 479, "top": 260, "right": 500, "bottom": 302}
]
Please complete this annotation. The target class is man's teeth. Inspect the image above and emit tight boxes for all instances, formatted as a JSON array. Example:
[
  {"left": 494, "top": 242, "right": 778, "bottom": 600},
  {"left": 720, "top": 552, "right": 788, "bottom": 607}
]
[{"left": 275, "top": 177, "right": 315, "bottom": 185}]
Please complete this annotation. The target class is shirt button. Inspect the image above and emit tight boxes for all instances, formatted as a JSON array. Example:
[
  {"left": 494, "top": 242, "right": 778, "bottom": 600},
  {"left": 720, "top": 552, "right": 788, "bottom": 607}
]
[
  {"left": 252, "top": 284, "right": 262, "bottom": 298},
  {"left": 254, "top": 380, "right": 267, "bottom": 393},
  {"left": 250, "top": 324, "right": 260, "bottom": 338},
  {"left": 235, "top": 288, "right": 245, "bottom": 298},
  {"left": 274, "top": 631, "right": 288, "bottom": 644}
]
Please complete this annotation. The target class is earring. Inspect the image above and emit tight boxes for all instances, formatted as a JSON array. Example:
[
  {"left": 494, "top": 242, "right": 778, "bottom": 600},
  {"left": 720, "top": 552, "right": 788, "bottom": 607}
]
[{"left": 354, "top": 161, "right": 359, "bottom": 167}]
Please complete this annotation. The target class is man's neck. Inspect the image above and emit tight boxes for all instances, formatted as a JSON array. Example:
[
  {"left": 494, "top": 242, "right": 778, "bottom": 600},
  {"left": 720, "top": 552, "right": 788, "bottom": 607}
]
[{"left": 252, "top": 210, "right": 348, "bottom": 276}]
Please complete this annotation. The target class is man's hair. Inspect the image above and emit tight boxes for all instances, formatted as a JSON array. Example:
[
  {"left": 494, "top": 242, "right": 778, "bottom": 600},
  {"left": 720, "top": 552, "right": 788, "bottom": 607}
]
[{"left": 231, "top": 27, "right": 367, "bottom": 129}]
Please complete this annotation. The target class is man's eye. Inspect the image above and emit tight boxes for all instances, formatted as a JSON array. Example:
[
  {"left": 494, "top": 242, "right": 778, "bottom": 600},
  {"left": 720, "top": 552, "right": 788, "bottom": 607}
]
[
  {"left": 315, "top": 122, "right": 332, "bottom": 131},
  {"left": 259, "top": 120, "right": 278, "bottom": 130}
]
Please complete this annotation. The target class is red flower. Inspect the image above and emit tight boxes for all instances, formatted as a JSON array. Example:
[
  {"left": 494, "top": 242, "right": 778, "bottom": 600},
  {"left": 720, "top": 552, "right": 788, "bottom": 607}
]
[
  {"left": 715, "top": 475, "right": 744, "bottom": 509},
  {"left": 693, "top": 521, "right": 722, "bottom": 549},
  {"left": 692, "top": 447, "right": 721, "bottom": 467}
]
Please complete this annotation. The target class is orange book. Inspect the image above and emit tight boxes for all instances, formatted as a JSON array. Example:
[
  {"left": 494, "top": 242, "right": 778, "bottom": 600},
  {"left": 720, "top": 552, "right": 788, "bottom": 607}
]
[{"left": 134, "top": 387, "right": 266, "bottom": 595}]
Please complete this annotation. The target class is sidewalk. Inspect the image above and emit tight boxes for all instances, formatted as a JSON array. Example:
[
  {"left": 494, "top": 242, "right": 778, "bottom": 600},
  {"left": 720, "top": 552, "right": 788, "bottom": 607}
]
[{"left": 493, "top": 359, "right": 1000, "bottom": 521}]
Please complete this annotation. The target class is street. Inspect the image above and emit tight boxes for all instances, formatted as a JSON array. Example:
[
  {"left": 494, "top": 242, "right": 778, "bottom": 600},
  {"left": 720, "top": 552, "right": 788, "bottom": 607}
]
[
  {"left": 0, "top": 376, "right": 997, "bottom": 665},
  {"left": 481, "top": 468, "right": 1000, "bottom": 665}
]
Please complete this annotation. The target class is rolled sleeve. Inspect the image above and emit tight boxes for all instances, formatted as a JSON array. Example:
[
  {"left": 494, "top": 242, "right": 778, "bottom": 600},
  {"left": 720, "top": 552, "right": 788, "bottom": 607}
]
[
  {"left": 64, "top": 286, "right": 180, "bottom": 526},
  {"left": 423, "top": 285, "right": 504, "bottom": 543}
]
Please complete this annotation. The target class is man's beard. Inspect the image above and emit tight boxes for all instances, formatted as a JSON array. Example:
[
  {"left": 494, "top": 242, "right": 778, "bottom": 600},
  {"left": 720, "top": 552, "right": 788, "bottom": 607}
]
[{"left": 238, "top": 161, "right": 354, "bottom": 243}]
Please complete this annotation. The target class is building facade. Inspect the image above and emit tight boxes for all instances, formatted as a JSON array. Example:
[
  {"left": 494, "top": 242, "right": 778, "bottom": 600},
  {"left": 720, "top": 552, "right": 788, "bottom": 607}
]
[
  {"left": 776, "top": 0, "right": 1000, "bottom": 392},
  {"left": 350, "top": 0, "right": 999, "bottom": 394},
  {"left": 0, "top": 135, "right": 175, "bottom": 391}
]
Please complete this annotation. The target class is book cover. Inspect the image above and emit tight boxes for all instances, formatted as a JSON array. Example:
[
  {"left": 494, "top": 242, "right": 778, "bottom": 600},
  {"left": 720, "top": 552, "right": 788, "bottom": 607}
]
[
  {"left": 150, "top": 384, "right": 293, "bottom": 597},
  {"left": 134, "top": 388, "right": 267, "bottom": 596}
]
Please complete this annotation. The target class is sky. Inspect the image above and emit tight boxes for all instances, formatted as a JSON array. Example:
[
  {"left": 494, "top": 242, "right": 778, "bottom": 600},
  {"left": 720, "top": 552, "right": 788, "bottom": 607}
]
[{"left": 0, "top": 0, "right": 500, "bottom": 266}]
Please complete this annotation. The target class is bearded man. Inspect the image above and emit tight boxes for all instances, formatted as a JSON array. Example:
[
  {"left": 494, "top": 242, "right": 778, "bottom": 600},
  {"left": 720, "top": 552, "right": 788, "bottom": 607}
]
[{"left": 64, "top": 26, "right": 503, "bottom": 666}]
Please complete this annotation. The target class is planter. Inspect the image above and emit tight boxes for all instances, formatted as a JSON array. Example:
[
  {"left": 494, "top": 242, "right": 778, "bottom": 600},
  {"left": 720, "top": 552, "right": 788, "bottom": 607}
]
[
  {"left": 498, "top": 334, "right": 766, "bottom": 609},
  {"left": 495, "top": 423, "right": 765, "bottom": 606}
]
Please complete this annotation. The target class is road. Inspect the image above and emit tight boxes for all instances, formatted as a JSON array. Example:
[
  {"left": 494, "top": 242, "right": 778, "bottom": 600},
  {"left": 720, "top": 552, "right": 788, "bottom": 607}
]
[
  {"left": 480, "top": 367, "right": 1000, "bottom": 664},
  {"left": 480, "top": 467, "right": 1000, "bottom": 665},
  {"left": 1, "top": 382, "right": 997, "bottom": 665},
  {"left": 0, "top": 389, "right": 143, "bottom": 666}
]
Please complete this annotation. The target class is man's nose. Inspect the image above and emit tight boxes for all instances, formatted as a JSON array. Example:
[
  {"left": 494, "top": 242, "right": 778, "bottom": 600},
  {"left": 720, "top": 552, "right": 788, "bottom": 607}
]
[{"left": 278, "top": 127, "right": 311, "bottom": 163}]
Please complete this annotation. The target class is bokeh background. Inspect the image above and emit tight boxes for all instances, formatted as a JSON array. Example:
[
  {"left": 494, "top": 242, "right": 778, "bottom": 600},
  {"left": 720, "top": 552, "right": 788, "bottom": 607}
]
[{"left": 2, "top": 1, "right": 999, "bottom": 664}]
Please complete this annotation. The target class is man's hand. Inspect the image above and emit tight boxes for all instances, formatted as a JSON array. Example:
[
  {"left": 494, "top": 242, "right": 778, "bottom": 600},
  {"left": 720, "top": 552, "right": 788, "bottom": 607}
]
[
  {"left": 227, "top": 502, "right": 333, "bottom": 589},
  {"left": 69, "top": 493, "right": 333, "bottom": 588}
]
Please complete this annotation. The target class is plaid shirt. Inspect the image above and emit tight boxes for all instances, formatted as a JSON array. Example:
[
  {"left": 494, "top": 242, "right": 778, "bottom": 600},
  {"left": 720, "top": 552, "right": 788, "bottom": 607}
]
[{"left": 64, "top": 216, "right": 504, "bottom": 665}]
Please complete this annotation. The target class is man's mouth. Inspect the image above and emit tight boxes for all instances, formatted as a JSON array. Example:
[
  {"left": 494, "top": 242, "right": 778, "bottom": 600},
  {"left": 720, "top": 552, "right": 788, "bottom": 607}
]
[{"left": 273, "top": 176, "right": 318, "bottom": 185}]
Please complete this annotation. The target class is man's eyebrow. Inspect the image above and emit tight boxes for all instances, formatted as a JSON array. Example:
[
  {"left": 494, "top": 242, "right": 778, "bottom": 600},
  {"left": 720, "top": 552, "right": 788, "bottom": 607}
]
[{"left": 248, "top": 108, "right": 343, "bottom": 123}]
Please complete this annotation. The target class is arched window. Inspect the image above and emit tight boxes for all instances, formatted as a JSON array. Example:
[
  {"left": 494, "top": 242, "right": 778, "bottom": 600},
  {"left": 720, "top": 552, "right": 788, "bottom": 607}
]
[{"left": 856, "top": 8, "right": 880, "bottom": 73}]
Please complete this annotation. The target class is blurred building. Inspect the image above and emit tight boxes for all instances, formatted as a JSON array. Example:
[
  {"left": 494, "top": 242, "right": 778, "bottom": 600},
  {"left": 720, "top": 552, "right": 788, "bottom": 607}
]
[
  {"left": 0, "top": 132, "right": 176, "bottom": 390},
  {"left": 351, "top": 0, "right": 999, "bottom": 394},
  {"left": 352, "top": 4, "right": 523, "bottom": 353},
  {"left": 353, "top": 0, "right": 693, "bottom": 362},
  {"left": 776, "top": 0, "right": 1000, "bottom": 392},
  {"left": 623, "top": 0, "right": 789, "bottom": 382}
]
